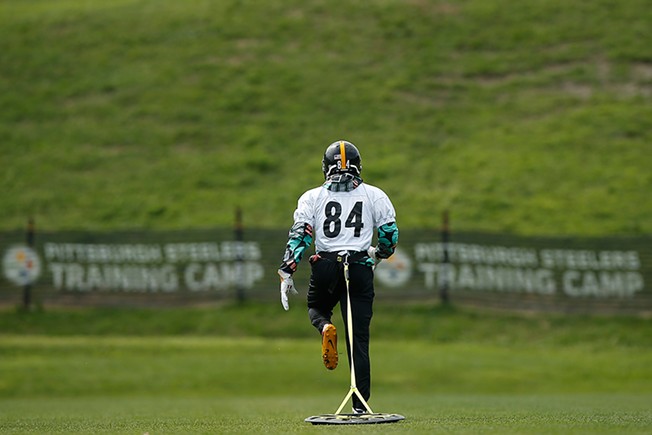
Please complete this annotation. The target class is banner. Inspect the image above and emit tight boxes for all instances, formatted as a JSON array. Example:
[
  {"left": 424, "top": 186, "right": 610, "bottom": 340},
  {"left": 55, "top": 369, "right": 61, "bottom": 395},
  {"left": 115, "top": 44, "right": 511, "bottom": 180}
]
[
  {"left": 1, "top": 229, "right": 651, "bottom": 311},
  {"left": 0, "top": 229, "right": 269, "bottom": 304}
]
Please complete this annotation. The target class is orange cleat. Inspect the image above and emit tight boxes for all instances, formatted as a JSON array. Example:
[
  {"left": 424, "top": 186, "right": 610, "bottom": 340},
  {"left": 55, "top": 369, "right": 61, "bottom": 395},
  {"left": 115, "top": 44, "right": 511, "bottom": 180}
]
[{"left": 321, "top": 324, "right": 338, "bottom": 370}]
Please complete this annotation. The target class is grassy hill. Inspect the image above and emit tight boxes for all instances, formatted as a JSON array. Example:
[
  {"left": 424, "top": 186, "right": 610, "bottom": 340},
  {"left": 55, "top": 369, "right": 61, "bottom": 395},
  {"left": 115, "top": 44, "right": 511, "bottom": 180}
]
[{"left": 1, "top": 0, "right": 651, "bottom": 235}]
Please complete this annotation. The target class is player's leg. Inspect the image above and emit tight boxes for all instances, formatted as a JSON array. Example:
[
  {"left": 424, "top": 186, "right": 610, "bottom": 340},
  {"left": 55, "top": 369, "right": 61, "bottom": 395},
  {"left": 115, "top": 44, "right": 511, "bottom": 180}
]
[{"left": 307, "top": 258, "right": 344, "bottom": 369}]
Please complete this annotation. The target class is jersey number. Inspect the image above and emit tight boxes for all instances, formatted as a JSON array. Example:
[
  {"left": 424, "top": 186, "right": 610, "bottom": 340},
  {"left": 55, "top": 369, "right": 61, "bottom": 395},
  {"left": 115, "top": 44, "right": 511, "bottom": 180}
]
[{"left": 323, "top": 201, "right": 364, "bottom": 238}]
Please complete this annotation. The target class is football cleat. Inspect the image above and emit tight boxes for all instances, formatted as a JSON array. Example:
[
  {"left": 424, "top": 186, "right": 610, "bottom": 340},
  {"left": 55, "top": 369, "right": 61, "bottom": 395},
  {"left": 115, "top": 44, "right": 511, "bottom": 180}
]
[{"left": 321, "top": 324, "right": 338, "bottom": 370}]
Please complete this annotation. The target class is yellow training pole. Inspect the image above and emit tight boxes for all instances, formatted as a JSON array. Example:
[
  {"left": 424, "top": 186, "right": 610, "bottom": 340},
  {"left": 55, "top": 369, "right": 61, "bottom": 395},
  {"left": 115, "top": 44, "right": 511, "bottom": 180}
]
[{"left": 334, "top": 258, "right": 374, "bottom": 415}]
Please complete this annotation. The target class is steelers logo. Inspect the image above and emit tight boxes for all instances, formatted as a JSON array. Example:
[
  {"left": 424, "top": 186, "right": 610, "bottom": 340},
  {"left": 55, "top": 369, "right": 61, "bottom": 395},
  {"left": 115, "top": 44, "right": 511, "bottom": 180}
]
[
  {"left": 3, "top": 245, "right": 42, "bottom": 286},
  {"left": 375, "top": 247, "right": 412, "bottom": 288}
]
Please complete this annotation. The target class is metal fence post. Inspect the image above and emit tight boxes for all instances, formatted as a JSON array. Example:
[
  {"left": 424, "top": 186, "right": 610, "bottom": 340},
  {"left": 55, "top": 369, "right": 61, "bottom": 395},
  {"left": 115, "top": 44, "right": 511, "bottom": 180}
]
[
  {"left": 23, "top": 217, "right": 35, "bottom": 310},
  {"left": 439, "top": 210, "right": 450, "bottom": 304},
  {"left": 234, "top": 207, "right": 246, "bottom": 302}
]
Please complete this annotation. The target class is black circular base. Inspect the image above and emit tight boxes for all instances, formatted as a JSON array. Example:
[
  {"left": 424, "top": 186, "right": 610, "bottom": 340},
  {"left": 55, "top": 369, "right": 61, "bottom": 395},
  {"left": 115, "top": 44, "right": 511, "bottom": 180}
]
[{"left": 305, "top": 413, "right": 405, "bottom": 425}]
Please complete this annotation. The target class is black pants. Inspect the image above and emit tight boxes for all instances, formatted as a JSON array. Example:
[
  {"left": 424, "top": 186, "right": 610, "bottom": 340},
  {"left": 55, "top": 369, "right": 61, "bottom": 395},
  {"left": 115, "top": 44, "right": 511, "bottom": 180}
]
[{"left": 307, "top": 257, "right": 375, "bottom": 410}]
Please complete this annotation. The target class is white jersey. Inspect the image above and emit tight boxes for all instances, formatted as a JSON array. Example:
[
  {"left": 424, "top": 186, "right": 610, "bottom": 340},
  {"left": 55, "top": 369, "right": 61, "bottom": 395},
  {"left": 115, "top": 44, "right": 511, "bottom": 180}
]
[{"left": 293, "top": 183, "right": 396, "bottom": 253}]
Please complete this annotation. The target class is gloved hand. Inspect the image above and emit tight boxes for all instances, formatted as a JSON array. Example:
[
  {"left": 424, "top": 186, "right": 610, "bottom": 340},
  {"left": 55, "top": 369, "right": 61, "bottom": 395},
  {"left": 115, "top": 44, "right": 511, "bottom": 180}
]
[
  {"left": 278, "top": 270, "right": 299, "bottom": 311},
  {"left": 367, "top": 246, "right": 382, "bottom": 265}
]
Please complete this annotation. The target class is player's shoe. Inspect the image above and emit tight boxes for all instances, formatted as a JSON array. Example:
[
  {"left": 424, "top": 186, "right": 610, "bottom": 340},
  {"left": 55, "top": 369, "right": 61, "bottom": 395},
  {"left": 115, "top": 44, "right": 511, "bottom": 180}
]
[{"left": 321, "top": 324, "right": 338, "bottom": 370}]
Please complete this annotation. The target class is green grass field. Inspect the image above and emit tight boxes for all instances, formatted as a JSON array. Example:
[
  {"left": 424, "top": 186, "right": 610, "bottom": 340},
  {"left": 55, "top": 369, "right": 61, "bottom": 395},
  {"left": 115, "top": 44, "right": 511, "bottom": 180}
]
[{"left": 1, "top": 303, "right": 651, "bottom": 433}]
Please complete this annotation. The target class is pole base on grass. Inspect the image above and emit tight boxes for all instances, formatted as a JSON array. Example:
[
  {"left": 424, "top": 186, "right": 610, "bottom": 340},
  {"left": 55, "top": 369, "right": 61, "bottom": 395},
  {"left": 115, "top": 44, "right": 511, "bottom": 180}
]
[{"left": 305, "top": 413, "right": 405, "bottom": 425}]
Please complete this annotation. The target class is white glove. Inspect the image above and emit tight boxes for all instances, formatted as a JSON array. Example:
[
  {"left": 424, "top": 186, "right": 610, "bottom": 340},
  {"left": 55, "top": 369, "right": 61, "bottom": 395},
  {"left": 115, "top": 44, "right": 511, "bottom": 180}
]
[
  {"left": 278, "top": 270, "right": 299, "bottom": 311},
  {"left": 367, "top": 246, "right": 382, "bottom": 265}
]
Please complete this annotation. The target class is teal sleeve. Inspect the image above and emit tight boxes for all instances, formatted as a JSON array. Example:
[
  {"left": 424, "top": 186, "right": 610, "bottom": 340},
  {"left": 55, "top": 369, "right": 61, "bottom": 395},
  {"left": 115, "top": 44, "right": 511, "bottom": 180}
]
[
  {"left": 376, "top": 222, "right": 398, "bottom": 259},
  {"left": 279, "top": 222, "right": 314, "bottom": 274}
]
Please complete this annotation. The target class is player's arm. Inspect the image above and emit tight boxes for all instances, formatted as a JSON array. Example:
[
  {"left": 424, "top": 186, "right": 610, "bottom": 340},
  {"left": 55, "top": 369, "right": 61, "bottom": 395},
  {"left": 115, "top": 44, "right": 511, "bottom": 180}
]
[
  {"left": 278, "top": 221, "right": 313, "bottom": 311},
  {"left": 278, "top": 192, "right": 315, "bottom": 311},
  {"left": 367, "top": 189, "right": 399, "bottom": 262},
  {"left": 367, "top": 222, "right": 398, "bottom": 263},
  {"left": 278, "top": 221, "right": 314, "bottom": 274},
  {"left": 376, "top": 221, "right": 398, "bottom": 259}
]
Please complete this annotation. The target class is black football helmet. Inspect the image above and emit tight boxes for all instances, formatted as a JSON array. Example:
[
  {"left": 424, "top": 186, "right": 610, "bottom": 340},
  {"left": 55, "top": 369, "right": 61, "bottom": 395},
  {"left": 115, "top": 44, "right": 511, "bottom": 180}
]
[{"left": 321, "top": 140, "right": 362, "bottom": 179}]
